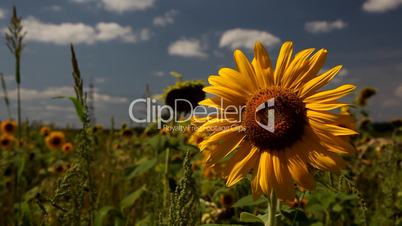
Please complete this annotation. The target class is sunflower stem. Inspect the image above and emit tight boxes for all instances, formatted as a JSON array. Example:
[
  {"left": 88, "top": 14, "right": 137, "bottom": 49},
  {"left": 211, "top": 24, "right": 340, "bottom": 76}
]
[{"left": 266, "top": 191, "right": 278, "bottom": 226}]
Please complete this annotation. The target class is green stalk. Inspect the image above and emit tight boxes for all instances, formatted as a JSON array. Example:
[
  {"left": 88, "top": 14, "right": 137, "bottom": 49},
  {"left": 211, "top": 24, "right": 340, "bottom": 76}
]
[
  {"left": 5, "top": 6, "right": 25, "bottom": 225},
  {"left": 266, "top": 191, "right": 278, "bottom": 226},
  {"left": 0, "top": 73, "right": 12, "bottom": 118},
  {"left": 163, "top": 147, "right": 170, "bottom": 208}
]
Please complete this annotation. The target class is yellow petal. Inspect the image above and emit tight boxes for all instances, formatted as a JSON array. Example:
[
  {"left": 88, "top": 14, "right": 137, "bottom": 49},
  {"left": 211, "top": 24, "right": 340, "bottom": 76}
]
[
  {"left": 221, "top": 141, "right": 252, "bottom": 177},
  {"left": 234, "top": 50, "right": 259, "bottom": 89},
  {"left": 306, "top": 102, "right": 349, "bottom": 111},
  {"left": 199, "top": 125, "right": 243, "bottom": 151},
  {"left": 251, "top": 158, "right": 263, "bottom": 199},
  {"left": 302, "top": 135, "right": 346, "bottom": 171},
  {"left": 283, "top": 48, "right": 315, "bottom": 89},
  {"left": 274, "top": 41, "right": 293, "bottom": 85},
  {"left": 196, "top": 118, "right": 239, "bottom": 133},
  {"left": 199, "top": 97, "right": 234, "bottom": 110},
  {"left": 307, "top": 147, "right": 346, "bottom": 172},
  {"left": 307, "top": 110, "right": 354, "bottom": 125},
  {"left": 252, "top": 42, "right": 274, "bottom": 88},
  {"left": 308, "top": 125, "right": 356, "bottom": 154},
  {"left": 219, "top": 67, "right": 255, "bottom": 92},
  {"left": 286, "top": 147, "right": 316, "bottom": 190},
  {"left": 226, "top": 146, "right": 259, "bottom": 187},
  {"left": 309, "top": 118, "right": 358, "bottom": 136},
  {"left": 291, "top": 48, "right": 328, "bottom": 90},
  {"left": 300, "top": 65, "right": 343, "bottom": 98},
  {"left": 259, "top": 151, "right": 274, "bottom": 194},
  {"left": 208, "top": 75, "right": 253, "bottom": 97},
  {"left": 271, "top": 151, "right": 296, "bottom": 201},
  {"left": 304, "top": 84, "right": 356, "bottom": 103},
  {"left": 203, "top": 86, "right": 246, "bottom": 106}
]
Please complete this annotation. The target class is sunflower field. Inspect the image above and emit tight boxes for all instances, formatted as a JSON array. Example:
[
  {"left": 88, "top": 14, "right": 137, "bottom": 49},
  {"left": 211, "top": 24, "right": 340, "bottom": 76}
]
[{"left": 1, "top": 6, "right": 402, "bottom": 226}]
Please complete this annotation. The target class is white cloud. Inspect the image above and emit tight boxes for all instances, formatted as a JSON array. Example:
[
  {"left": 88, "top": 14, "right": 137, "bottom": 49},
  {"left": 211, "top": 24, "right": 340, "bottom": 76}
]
[
  {"left": 327, "top": 68, "right": 349, "bottom": 84},
  {"left": 0, "top": 8, "right": 6, "bottom": 19},
  {"left": 47, "top": 5, "right": 63, "bottom": 12},
  {"left": 168, "top": 38, "right": 207, "bottom": 58},
  {"left": 1, "top": 86, "right": 127, "bottom": 103},
  {"left": 219, "top": 28, "right": 280, "bottom": 50},
  {"left": 94, "top": 77, "right": 107, "bottom": 84},
  {"left": 101, "top": 0, "right": 155, "bottom": 13},
  {"left": 153, "top": 10, "right": 178, "bottom": 27},
  {"left": 394, "top": 84, "right": 402, "bottom": 98},
  {"left": 153, "top": 71, "right": 166, "bottom": 77},
  {"left": 71, "top": 0, "right": 91, "bottom": 3},
  {"left": 96, "top": 22, "right": 137, "bottom": 42},
  {"left": 363, "top": 0, "right": 402, "bottom": 12},
  {"left": 305, "top": 20, "right": 347, "bottom": 34},
  {"left": 1, "top": 74, "right": 14, "bottom": 82},
  {"left": 338, "top": 68, "right": 349, "bottom": 76},
  {"left": 382, "top": 99, "right": 401, "bottom": 107},
  {"left": 19, "top": 17, "right": 149, "bottom": 45}
]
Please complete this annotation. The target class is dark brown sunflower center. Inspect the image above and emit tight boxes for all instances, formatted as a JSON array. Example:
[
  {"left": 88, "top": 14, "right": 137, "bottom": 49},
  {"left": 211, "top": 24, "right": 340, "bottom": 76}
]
[
  {"left": 51, "top": 137, "right": 62, "bottom": 146},
  {"left": 1, "top": 139, "right": 10, "bottom": 146},
  {"left": 243, "top": 87, "right": 306, "bottom": 151},
  {"left": 5, "top": 124, "right": 14, "bottom": 132}
]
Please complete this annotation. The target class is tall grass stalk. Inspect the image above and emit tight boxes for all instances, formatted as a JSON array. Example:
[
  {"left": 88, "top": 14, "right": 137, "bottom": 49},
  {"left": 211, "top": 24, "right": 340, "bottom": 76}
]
[
  {"left": 0, "top": 72, "right": 12, "bottom": 118},
  {"left": 52, "top": 45, "right": 95, "bottom": 225},
  {"left": 5, "top": 5, "right": 25, "bottom": 143},
  {"left": 5, "top": 6, "right": 25, "bottom": 225}
]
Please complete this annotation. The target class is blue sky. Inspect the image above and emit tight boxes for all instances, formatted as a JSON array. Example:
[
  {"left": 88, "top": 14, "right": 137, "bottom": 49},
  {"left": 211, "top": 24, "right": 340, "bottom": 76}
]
[{"left": 0, "top": 0, "right": 401, "bottom": 127}]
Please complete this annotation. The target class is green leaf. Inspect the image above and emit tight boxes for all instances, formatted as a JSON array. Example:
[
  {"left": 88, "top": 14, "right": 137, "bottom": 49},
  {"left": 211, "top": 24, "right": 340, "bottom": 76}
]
[
  {"left": 23, "top": 186, "right": 40, "bottom": 202},
  {"left": 94, "top": 206, "right": 123, "bottom": 226},
  {"left": 17, "top": 153, "right": 26, "bottom": 182},
  {"left": 119, "top": 185, "right": 146, "bottom": 211},
  {"left": 232, "top": 194, "right": 267, "bottom": 208},
  {"left": 332, "top": 203, "right": 343, "bottom": 212},
  {"left": 135, "top": 215, "right": 151, "bottom": 226},
  {"left": 127, "top": 158, "right": 157, "bottom": 180},
  {"left": 305, "top": 203, "right": 326, "bottom": 212},
  {"left": 147, "top": 134, "right": 167, "bottom": 152},
  {"left": 21, "top": 202, "right": 33, "bottom": 226},
  {"left": 240, "top": 212, "right": 265, "bottom": 223},
  {"left": 310, "top": 222, "right": 324, "bottom": 226},
  {"left": 53, "top": 96, "right": 85, "bottom": 123}
]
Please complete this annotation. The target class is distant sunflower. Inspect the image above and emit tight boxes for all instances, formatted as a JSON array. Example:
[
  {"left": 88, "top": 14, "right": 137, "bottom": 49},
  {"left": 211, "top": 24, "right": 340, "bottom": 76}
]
[
  {"left": 45, "top": 131, "right": 65, "bottom": 149},
  {"left": 40, "top": 126, "right": 51, "bottom": 137},
  {"left": 195, "top": 41, "right": 357, "bottom": 201},
  {"left": 121, "top": 128, "right": 134, "bottom": 138},
  {"left": 163, "top": 80, "right": 206, "bottom": 114},
  {"left": 1, "top": 120, "right": 17, "bottom": 134},
  {"left": 0, "top": 134, "right": 15, "bottom": 149},
  {"left": 91, "top": 124, "right": 103, "bottom": 134},
  {"left": 62, "top": 142, "right": 74, "bottom": 153}
]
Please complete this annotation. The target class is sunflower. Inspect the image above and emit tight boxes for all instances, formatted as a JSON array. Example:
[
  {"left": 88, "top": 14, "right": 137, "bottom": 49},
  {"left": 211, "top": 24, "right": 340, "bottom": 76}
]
[
  {"left": 62, "top": 142, "right": 74, "bottom": 153},
  {"left": 1, "top": 120, "right": 17, "bottom": 134},
  {"left": 40, "top": 126, "right": 51, "bottom": 137},
  {"left": 195, "top": 41, "right": 357, "bottom": 201},
  {"left": 121, "top": 128, "right": 134, "bottom": 138},
  {"left": 163, "top": 80, "right": 206, "bottom": 114},
  {"left": 45, "top": 131, "right": 65, "bottom": 149},
  {"left": 0, "top": 134, "right": 15, "bottom": 149}
]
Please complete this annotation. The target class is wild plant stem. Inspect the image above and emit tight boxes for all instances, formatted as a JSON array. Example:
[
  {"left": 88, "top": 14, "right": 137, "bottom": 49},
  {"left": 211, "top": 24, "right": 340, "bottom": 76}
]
[
  {"left": 15, "top": 43, "right": 22, "bottom": 226},
  {"left": 163, "top": 147, "right": 170, "bottom": 209},
  {"left": 0, "top": 73, "right": 12, "bottom": 118},
  {"left": 266, "top": 191, "right": 278, "bottom": 226}
]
